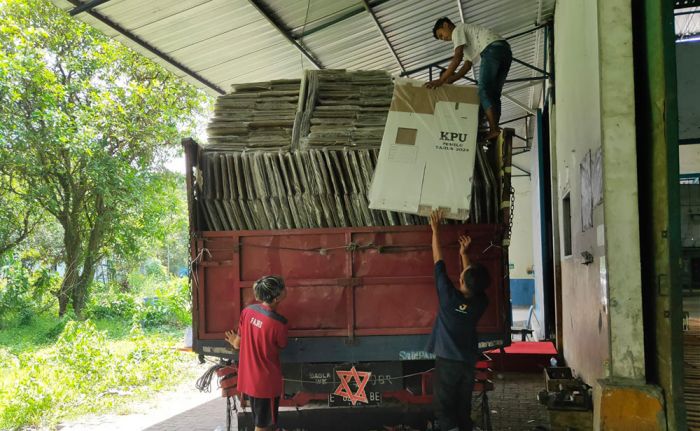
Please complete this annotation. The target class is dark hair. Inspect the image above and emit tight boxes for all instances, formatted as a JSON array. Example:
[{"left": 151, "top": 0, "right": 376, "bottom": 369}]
[
  {"left": 464, "top": 263, "right": 490, "bottom": 295},
  {"left": 254, "top": 275, "right": 285, "bottom": 303},
  {"left": 432, "top": 17, "right": 454, "bottom": 39}
]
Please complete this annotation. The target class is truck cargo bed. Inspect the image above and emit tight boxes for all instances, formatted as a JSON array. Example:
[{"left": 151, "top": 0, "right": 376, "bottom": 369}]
[{"left": 190, "top": 223, "right": 510, "bottom": 361}]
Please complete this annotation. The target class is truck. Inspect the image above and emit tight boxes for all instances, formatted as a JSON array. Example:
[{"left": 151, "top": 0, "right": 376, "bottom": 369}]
[{"left": 183, "top": 71, "right": 514, "bottom": 431}]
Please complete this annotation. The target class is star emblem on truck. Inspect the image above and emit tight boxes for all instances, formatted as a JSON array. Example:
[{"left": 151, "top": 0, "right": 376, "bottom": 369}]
[{"left": 333, "top": 366, "right": 372, "bottom": 405}]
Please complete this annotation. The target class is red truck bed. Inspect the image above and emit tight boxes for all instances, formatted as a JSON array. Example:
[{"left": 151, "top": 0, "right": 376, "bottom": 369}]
[{"left": 191, "top": 223, "right": 510, "bottom": 361}]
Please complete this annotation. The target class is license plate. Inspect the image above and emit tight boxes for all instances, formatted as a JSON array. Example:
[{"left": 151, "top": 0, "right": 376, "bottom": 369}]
[{"left": 328, "top": 391, "right": 382, "bottom": 407}]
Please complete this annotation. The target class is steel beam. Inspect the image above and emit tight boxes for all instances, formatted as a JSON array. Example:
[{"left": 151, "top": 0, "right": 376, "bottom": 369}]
[
  {"left": 674, "top": 9, "right": 700, "bottom": 16},
  {"left": 505, "top": 76, "right": 547, "bottom": 83},
  {"left": 512, "top": 163, "right": 531, "bottom": 176},
  {"left": 506, "top": 22, "right": 549, "bottom": 41},
  {"left": 512, "top": 57, "right": 550, "bottom": 76},
  {"left": 500, "top": 114, "right": 533, "bottom": 126},
  {"left": 246, "top": 0, "right": 323, "bottom": 70},
  {"left": 401, "top": 24, "right": 549, "bottom": 78},
  {"left": 70, "top": 0, "right": 112, "bottom": 15},
  {"left": 513, "top": 133, "right": 529, "bottom": 143},
  {"left": 504, "top": 94, "right": 536, "bottom": 115},
  {"left": 65, "top": 0, "right": 225, "bottom": 94},
  {"left": 361, "top": 0, "right": 405, "bottom": 73},
  {"left": 296, "top": 0, "right": 393, "bottom": 38},
  {"left": 504, "top": 80, "right": 545, "bottom": 93}
]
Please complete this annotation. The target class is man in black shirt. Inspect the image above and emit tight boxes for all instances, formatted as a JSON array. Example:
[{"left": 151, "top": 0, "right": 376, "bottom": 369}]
[{"left": 427, "top": 210, "right": 489, "bottom": 431}]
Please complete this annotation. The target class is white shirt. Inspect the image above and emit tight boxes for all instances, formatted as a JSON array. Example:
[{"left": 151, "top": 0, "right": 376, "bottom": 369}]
[{"left": 452, "top": 22, "right": 504, "bottom": 63}]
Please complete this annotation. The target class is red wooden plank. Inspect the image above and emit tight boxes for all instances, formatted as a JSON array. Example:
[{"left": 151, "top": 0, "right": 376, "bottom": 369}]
[{"left": 196, "top": 224, "right": 507, "bottom": 340}]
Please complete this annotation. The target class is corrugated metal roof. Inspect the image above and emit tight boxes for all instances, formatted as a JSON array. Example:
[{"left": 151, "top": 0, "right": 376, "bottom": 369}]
[
  {"left": 49, "top": 0, "right": 555, "bottom": 126},
  {"left": 303, "top": 11, "right": 398, "bottom": 72},
  {"left": 676, "top": 7, "right": 700, "bottom": 39}
]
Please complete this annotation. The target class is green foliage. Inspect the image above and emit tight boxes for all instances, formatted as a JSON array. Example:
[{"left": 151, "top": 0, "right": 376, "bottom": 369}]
[
  {"left": 0, "top": 0, "right": 210, "bottom": 316},
  {"left": 0, "top": 177, "right": 41, "bottom": 255},
  {"left": 84, "top": 290, "right": 137, "bottom": 320},
  {"left": 0, "top": 253, "right": 60, "bottom": 328},
  {"left": 82, "top": 271, "right": 191, "bottom": 328},
  {"left": 0, "top": 319, "right": 191, "bottom": 430},
  {"left": 133, "top": 276, "right": 191, "bottom": 328}
]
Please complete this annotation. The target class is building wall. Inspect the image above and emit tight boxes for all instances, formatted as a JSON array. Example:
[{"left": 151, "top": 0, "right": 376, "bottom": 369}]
[
  {"left": 553, "top": 0, "right": 610, "bottom": 384},
  {"left": 677, "top": 42, "right": 700, "bottom": 143},
  {"left": 680, "top": 145, "right": 700, "bottom": 175},
  {"left": 509, "top": 175, "right": 535, "bottom": 307},
  {"left": 678, "top": 42, "right": 700, "bottom": 176},
  {"left": 530, "top": 118, "right": 547, "bottom": 340},
  {"left": 681, "top": 185, "right": 700, "bottom": 249}
]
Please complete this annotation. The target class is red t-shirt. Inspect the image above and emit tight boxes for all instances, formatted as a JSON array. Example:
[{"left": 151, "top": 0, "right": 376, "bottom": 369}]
[{"left": 236, "top": 303, "right": 288, "bottom": 398}]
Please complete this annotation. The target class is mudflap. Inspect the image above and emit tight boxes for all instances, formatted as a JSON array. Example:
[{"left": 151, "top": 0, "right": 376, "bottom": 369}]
[{"left": 236, "top": 402, "right": 437, "bottom": 431}]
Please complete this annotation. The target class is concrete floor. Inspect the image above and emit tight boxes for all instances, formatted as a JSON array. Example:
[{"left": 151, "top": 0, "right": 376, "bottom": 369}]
[{"left": 140, "top": 372, "right": 550, "bottom": 431}]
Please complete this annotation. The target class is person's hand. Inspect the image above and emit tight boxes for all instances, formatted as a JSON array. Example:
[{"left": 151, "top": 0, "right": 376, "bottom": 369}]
[
  {"left": 224, "top": 329, "right": 238, "bottom": 348},
  {"left": 459, "top": 235, "right": 471, "bottom": 255},
  {"left": 430, "top": 209, "right": 443, "bottom": 233},
  {"left": 424, "top": 79, "right": 445, "bottom": 89}
]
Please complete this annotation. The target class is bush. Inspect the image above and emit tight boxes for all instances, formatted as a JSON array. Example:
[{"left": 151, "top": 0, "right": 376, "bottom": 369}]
[
  {"left": 0, "top": 254, "right": 59, "bottom": 328},
  {"left": 85, "top": 290, "right": 137, "bottom": 320},
  {"left": 134, "top": 276, "right": 190, "bottom": 328},
  {"left": 0, "top": 319, "right": 190, "bottom": 429}
]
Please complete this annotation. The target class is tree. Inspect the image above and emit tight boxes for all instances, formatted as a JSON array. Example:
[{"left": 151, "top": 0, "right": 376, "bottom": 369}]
[
  {"left": 0, "top": 0, "right": 209, "bottom": 316},
  {"left": 0, "top": 176, "right": 40, "bottom": 255}
]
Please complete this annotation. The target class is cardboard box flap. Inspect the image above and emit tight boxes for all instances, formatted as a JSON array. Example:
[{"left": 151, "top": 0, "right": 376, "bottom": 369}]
[{"left": 390, "top": 77, "right": 480, "bottom": 115}]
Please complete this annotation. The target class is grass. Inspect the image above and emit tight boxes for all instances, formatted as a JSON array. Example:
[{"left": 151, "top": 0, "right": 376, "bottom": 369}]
[
  {"left": 0, "top": 313, "right": 196, "bottom": 430},
  {"left": 0, "top": 314, "right": 64, "bottom": 354}
]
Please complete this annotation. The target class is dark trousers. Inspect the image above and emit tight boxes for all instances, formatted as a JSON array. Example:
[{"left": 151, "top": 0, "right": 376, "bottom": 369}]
[
  {"left": 478, "top": 40, "right": 512, "bottom": 119},
  {"left": 434, "top": 356, "right": 475, "bottom": 431}
]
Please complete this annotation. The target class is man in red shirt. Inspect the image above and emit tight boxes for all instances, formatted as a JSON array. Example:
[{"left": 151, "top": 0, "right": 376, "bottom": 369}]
[{"left": 225, "top": 275, "right": 288, "bottom": 431}]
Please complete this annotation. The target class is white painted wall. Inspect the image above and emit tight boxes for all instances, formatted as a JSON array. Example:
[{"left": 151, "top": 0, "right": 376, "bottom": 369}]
[
  {"left": 553, "top": 0, "right": 611, "bottom": 384},
  {"left": 510, "top": 175, "right": 534, "bottom": 280},
  {"left": 680, "top": 144, "right": 700, "bottom": 175}
]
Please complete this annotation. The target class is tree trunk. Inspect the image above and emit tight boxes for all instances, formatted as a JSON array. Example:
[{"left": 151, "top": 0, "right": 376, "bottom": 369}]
[
  {"left": 71, "top": 276, "right": 89, "bottom": 318},
  {"left": 59, "top": 214, "right": 82, "bottom": 317},
  {"left": 71, "top": 195, "right": 108, "bottom": 318},
  {"left": 59, "top": 250, "right": 80, "bottom": 317}
]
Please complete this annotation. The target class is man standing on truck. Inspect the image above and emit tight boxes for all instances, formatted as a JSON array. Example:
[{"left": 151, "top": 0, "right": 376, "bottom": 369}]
[
  {"left": 425, "top": 17, "right": 512, "bottom": 142},
  {"left": 225, "top": 275, "right": 288, "bottom": 431},
  {"left": 428, "top": 210, "right": 490, "bottom": 431}
]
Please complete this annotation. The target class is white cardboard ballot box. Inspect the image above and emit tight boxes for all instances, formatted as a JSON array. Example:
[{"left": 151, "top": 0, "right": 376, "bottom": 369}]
[{"left": 368, "top": 78, "right": 480, "bottom": 220}]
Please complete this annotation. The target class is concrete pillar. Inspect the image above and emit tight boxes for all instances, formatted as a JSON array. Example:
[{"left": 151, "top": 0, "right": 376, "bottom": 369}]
[
  {"left": 597, "top": 0, "right": 645, "bottom": 382},
  {"left": 594, "top": 0, "right": 666, "bottom": 428}
]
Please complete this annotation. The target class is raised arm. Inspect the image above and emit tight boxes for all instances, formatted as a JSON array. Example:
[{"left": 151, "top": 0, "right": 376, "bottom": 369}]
[
  {"left": 459, "top": 234, "right": 472, "bottom": 270},
  {"left": 430, "top": 210, "right": 443, "bottom": 263}
]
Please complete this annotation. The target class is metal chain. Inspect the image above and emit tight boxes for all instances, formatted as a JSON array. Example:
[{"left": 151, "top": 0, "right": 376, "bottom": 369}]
[{"left": 506, "top": 185, "right": 515, "bottom": 241}]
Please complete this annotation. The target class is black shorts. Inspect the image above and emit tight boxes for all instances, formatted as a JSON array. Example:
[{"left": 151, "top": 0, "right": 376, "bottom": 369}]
[{"left": 248, "top": 395, "right": 280, "bottom": 428}]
